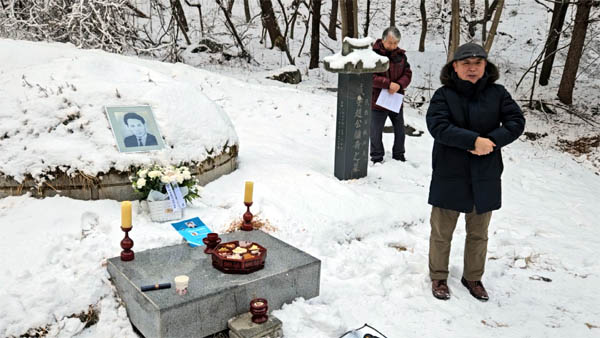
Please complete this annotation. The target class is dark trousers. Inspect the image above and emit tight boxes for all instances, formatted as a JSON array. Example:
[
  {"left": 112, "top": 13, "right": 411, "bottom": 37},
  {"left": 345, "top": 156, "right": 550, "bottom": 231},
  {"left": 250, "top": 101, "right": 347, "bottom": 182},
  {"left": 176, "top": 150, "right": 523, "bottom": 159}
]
[{"left": 369, "top": 108, "right": 405, "bottom": 161}]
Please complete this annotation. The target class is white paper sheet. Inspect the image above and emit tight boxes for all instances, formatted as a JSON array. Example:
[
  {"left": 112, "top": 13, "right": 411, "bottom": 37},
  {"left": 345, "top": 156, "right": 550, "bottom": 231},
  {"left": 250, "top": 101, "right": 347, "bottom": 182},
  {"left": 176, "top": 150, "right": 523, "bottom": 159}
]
[{"left": 375, "top": 90, "right": 404, "bottom": 113}]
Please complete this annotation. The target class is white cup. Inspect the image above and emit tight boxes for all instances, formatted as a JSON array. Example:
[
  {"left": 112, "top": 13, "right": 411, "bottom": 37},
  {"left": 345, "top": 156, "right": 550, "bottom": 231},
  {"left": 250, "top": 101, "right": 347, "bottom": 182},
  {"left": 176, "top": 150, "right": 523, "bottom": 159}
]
[{"left": 174, "top": 275, "right": 189, "bottom": 295}]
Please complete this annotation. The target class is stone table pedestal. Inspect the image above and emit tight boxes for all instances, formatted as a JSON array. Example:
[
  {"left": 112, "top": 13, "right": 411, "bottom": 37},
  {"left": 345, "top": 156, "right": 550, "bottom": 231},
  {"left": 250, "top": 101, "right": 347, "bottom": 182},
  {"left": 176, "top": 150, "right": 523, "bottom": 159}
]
[{"left": 107, "top": 230, "right": 320, "bottom": 338}]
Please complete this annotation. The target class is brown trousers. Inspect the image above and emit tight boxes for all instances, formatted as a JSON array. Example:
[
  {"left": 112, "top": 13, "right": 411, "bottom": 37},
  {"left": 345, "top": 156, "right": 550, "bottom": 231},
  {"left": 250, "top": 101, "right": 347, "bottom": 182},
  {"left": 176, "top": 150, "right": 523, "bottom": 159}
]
[{"left": 428, "top": 206, "right": 492, "bottom": 281}]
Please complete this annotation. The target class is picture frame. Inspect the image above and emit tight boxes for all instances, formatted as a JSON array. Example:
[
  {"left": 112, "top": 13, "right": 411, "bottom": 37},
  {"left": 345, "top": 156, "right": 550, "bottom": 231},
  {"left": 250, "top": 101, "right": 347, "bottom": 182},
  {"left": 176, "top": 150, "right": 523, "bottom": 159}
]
[{"left": 105, "top": 105, "right": 165, "bottom": 153}]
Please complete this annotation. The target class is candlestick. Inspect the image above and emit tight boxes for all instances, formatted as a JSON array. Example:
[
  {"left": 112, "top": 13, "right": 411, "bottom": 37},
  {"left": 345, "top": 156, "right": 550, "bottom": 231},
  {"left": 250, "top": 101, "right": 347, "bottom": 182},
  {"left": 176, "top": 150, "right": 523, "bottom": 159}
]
[
  {"left": 241, "top": 202, "right": 253, "bottom": 231},
  {"left": 120, "top": 226, "right": 134, "bottom": 261},
  {"left": 250, "top": 298, "right": 268, "bottom": 324},
  {"left": 121, "top": 201, "right": 132, "bottom": 229},
  {"left": 244, "top": 181, "right": 253, "bottom": 204}
]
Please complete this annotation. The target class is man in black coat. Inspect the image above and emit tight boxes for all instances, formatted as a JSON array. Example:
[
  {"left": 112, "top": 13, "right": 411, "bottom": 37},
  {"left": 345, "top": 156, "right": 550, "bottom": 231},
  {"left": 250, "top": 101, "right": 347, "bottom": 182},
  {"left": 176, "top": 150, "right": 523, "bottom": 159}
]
[
  {"left": 123, "top": 112, "right": 158, "bottom": 147},
  {"left": 426, "top": 43, "right": 525, "bottom": 301}
]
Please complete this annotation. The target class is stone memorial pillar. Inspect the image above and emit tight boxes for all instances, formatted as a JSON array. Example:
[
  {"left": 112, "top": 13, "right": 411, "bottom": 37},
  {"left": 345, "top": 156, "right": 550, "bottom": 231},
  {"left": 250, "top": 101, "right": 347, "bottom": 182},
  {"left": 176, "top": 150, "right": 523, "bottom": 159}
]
[{"left": 324, "top": 37, "right": 389, "bottom": 180}]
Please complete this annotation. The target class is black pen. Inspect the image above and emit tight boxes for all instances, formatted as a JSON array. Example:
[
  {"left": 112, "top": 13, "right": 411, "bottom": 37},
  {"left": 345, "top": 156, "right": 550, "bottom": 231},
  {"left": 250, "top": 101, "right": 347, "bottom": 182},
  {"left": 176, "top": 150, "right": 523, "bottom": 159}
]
[{"left": 140, "top": 283, "right": 171, "bottom": 292}]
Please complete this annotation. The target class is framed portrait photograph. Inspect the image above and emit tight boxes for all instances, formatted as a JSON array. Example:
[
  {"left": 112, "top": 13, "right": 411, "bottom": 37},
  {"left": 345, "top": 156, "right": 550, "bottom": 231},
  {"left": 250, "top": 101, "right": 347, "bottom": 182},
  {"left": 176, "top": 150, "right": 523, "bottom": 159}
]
[{"left": 105, "top": 105, "right": 165, "bottom": 153}]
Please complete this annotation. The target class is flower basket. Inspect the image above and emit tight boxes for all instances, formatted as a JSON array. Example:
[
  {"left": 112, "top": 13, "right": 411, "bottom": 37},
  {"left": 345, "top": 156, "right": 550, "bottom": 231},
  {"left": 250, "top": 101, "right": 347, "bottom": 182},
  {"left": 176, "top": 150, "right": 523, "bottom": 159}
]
[
  {"left": 129, "top": 164, "right": 202, "bottom": 222},
  {"left": 147, "top": 199, "right": 184, "bottom": 223}
]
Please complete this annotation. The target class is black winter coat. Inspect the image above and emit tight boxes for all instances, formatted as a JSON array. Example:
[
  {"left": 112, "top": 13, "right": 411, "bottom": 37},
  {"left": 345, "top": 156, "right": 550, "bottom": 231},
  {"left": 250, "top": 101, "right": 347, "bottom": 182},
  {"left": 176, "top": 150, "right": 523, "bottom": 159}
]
[{"left": 426, "top": 62, "right": 525, "bottom": 214}]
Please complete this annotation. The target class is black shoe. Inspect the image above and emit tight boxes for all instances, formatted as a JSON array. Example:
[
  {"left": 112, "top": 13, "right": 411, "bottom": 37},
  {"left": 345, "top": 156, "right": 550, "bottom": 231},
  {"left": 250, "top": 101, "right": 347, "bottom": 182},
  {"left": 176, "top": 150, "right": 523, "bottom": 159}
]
[{"left": 393, "top": 154, "right": 406, "bottom": 162}]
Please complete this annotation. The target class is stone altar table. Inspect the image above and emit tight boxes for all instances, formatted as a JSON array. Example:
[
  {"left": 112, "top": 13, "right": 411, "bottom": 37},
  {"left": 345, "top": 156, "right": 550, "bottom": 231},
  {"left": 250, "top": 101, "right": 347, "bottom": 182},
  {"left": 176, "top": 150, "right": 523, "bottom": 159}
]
[{"left": 107, "top": 230, "right": 321, "bottom": 338}]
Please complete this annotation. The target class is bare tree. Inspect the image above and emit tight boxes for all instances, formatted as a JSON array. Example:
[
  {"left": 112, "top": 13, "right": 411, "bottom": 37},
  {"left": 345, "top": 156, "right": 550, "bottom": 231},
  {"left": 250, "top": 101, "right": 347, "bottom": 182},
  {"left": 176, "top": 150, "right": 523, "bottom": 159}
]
[
  {"left": 419, "top": 0, "right": 427, "bottom": 52},
  {"left": 259, "top": 0, "right": 287, "bottom": 50},
  {"left": 309, "top": 0, "right": 321, "bottom": 69},
  {"left": 216, "top": 0, "right": 250, "bottom": 59},
  {"left": 328, "top": 0, "right": 338, "bottom": 40},
  {"left": 364, "top": 0, "right": 371, "bottom": 37},
  {"left": 244, "top": 0, "right": 251, "bottom": 22},
  {"left": 170, "top": 0, "right": 190, "bottom": 45},
  {"left": 448, "top": 0, "right": 460, "bottom": 62},
  {"left": 390, "top": 0, "right": 396, "bottom": 27},
  {"left": 483, "top": 0, "right": 504, "bottom": 53},
  {"left": 340, "top": 0, "right": 358, "bottom": 39},
  {"left": 539, "top": 0, "right": 569, "bottom": 86},
  {"left": 0, "top": 0, "right": 140, "bottom": 54},
  {"left": 289, "top": 0, "right": 301, "bottom": 39},
  {"left": 170, "top": 0, "right": 189, "bottom": 32},
  {"left": 227, "top": 0, "right": 235, "bottom": 16},
  {"left": 483, "top": 0, "right": 489, "bottom": 41},
  {"left": 184, "top": 0, "right": 204, "bottom": 35},
  {"left": 558, "top": 0, "right": 593, "bottom": 104}
]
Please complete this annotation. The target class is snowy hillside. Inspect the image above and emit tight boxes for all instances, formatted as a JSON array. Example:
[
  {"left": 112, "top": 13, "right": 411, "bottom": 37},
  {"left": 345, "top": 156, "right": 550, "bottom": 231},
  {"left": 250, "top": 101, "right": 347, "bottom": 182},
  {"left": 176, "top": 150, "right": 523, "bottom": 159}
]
[
  {"left": 1, "top": 37, "right": 599, "bottom": 337},
  {"left": 1, "top": 0, "right": 600, "bottom": 337}
]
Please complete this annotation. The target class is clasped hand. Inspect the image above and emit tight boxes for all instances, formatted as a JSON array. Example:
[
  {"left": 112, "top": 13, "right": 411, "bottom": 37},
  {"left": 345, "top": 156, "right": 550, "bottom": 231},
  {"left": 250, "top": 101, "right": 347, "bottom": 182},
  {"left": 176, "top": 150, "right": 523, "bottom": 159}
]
[
  {"left": 388, "top": 82, "right": 401, "bottom": 94},
  {"left": 469, "top": 137, "right": 496, "bottom": 156}
]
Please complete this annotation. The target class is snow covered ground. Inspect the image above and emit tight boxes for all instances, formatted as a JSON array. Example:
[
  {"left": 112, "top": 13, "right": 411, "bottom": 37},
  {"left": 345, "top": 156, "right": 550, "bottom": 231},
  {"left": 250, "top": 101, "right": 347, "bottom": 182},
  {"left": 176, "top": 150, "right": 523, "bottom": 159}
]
[
  {"left": 1, "top": 0, "right": 600, "bottom": 337},
  {"left": 1, "top": 37, "right": 599, "bottom": 337}
]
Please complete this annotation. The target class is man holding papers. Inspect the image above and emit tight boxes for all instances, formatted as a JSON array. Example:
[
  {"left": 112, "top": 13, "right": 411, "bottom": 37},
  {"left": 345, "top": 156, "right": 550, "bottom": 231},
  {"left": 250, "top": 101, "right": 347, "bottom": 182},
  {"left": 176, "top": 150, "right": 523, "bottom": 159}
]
[{"left": 370, "top": 26, "right": 412, "bottom": 164}]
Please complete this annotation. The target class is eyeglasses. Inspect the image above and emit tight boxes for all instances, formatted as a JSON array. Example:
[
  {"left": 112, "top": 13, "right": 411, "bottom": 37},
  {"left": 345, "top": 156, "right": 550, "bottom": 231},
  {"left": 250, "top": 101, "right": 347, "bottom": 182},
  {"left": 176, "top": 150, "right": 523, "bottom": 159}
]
[{"left": 338, "top": 323, "right": 388, "bottom": 338}]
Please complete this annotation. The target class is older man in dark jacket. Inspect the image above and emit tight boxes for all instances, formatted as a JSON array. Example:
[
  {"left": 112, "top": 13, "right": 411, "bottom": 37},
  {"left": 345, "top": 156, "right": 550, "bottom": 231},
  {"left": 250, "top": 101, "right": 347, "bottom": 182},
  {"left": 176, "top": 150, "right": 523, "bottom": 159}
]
[
  {"left": 426, "top": 43, "right": 525, "bottom": 301},
  {"left": 370, "top": 26, "right": 412, "bottom": 163}
]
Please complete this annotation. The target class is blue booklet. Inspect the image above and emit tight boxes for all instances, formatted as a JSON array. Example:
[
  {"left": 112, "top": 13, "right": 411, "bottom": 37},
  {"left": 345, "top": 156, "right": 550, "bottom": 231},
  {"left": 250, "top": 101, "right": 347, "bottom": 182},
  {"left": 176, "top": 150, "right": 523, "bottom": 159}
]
[{"left": 171, "top": 217, "right": 212, "bottom": 247}]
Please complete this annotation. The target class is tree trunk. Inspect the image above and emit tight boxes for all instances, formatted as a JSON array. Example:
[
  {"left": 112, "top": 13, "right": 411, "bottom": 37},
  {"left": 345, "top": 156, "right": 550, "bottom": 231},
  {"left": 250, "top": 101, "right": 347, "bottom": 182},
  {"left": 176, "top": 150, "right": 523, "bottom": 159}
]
[
  {"left": 184, "top": 0, "right": 204, "bottom": 36},
  {"left": 328, "top": 0, "right": 338, "bottom": 40},
  {"left": 340, "top": 0, "right": 358, "bottom": 39},
  {"left": 290, "top": 0, "right": 301, "bottom": 39},
  {"left": 390, "top": 0, "right": 396, "bottom": 27},
  {"left": 482, "top": 0, "right": 488, "bottom": 42},
  {"left": 352, "top": 0, "right": 358, "bottom": 38},
  {"left": 227, "top": 0, "right": 235, "bottom": 16},
  {"left": 259, "top": 0, "right": 287, "bottom": 50},
  {"left": 309, "top": 0, "right": 321, "bottom": 69},
  {"left": 539, "top": 0, "right": 569, "bottom": 86},
  {"left": 363, "top": 0, "right": 370, "bottom": 37},
  {"left": 419, "top": 0, "right": 427, "bottom": 52},
  {"left": 243, "top": 0, "right": 251, "bottom": 23},
  {"left": 558, "top": 0, "right": 592, "bottom": 105},
  {"left": 447, "top": 0, "right": 460, "bottom": 62},
  {"left": 483, "top": 0, "right": 504, "bottom": 53},
  {"left": 171, "top": 0, "right": 189, "bottom": 32},
  {"left": 217, "top": 0, "right": 251, "bottom": 59},
  {"left": 470, "top": 0, "right": 476, "bottom": 17}
]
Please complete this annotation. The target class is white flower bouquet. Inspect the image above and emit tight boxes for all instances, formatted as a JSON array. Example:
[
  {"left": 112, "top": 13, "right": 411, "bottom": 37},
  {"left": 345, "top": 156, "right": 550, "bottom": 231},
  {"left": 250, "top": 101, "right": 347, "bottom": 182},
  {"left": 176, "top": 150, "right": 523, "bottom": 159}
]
[{"left": 129, "top": 165, "right": 201, "bottom": 203}]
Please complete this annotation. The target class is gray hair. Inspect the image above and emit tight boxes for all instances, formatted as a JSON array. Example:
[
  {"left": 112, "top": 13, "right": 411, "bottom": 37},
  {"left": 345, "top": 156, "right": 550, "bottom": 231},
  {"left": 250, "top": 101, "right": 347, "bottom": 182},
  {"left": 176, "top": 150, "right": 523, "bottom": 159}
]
[{"left": 382, "top": 26, "right": 401, "bottom": 41}]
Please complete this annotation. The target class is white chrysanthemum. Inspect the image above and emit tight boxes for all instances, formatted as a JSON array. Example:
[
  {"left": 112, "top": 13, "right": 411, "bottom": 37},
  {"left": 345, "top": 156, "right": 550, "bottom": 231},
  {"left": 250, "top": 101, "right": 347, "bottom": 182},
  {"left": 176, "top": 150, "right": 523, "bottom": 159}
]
[
  {"left": 136, "top": 178, "right": 146, "bottom": 189},
  {"left": 148, "top": 170, "right": 161, "bottom": 178},
  {"left": 160, "top": 175, "right": 172, "bottom": 184},
  {"left": 176, "top": 174, "right": 184, "bottom": 184},
  {"left": 183, "top": 171, "right": 191, "bottom": 180},
  {"left": 137, "top": 169, "right": 148, "bottom": 178}
]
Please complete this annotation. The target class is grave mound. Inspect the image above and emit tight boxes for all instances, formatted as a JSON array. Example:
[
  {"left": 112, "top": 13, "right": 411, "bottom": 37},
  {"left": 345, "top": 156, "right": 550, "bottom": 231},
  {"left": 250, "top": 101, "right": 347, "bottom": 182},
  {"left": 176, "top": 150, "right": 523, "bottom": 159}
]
[{"left": 0, "top": 40, "right": 238, "bottom": 200}]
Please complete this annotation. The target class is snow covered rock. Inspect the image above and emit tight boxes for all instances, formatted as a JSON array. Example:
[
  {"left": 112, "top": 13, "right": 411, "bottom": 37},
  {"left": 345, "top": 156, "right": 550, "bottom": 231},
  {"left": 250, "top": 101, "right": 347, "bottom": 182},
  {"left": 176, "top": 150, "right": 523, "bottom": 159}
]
[{"left": 267, "top": 65, "right": 302, "bottom": 84}]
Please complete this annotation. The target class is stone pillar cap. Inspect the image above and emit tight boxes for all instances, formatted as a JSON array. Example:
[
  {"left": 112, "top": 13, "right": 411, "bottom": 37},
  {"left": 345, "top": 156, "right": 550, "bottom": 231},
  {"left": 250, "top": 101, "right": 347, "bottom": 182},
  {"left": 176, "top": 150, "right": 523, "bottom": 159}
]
[{"left": 323, "top": 37, "right": 389, "bottom": 74}]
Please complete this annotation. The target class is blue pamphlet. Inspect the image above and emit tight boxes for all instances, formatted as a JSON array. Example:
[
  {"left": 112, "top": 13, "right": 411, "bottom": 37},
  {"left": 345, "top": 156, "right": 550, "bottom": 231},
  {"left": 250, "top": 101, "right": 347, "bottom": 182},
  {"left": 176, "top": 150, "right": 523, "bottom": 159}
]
[{"left": 171, "top": 217, "right": 212, "bottom": 247}]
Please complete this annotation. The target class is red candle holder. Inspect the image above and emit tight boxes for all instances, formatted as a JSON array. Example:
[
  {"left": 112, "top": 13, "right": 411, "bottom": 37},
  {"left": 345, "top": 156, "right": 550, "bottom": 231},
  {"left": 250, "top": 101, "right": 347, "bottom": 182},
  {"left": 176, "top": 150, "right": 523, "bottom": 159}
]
[
  {"left": 250, "top": 298, "right": 268, "bottom": 324},
  {"left": 120, "top": 226, "right": 134, "bottom": 261},
  {"left": 241, "top": 202, "right": 253, "bottom": 231},
  {"left": 202, "top": 233, "right": 221, "bottom": 254}
]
